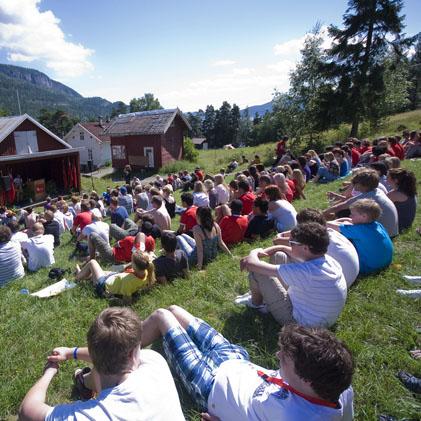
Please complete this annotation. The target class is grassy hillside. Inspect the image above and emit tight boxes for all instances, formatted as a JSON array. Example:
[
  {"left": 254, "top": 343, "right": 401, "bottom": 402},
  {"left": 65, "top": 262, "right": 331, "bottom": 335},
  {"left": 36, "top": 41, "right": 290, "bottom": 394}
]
[{"left": 0, "top": 114, "right": 420, "bottom": 419}]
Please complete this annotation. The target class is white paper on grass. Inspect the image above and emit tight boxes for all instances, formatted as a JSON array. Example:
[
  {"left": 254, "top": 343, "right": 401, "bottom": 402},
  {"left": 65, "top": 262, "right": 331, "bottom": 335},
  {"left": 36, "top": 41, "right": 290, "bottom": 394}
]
[{"left": 31, "top": 278, "right": 76, "bottom": 298}]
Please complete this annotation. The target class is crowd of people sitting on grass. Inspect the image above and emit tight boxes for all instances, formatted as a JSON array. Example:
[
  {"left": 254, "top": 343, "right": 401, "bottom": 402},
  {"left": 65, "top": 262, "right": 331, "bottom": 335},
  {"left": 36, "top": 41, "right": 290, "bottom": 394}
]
[{"left": 0, "top": 130, "right": 419, "bottom": 420}]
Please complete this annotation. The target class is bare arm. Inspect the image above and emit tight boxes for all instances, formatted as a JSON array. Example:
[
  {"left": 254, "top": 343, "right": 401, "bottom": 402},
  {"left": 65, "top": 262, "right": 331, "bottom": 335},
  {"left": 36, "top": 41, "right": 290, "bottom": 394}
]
[
  {"left": 19, "top": 363, "right": 56, "bottom": 421},
  {"left": 241, "top": 249, "right": 279, "bottom": 278},
  {"left": 193, "top": 227, "right": 205, "bottom": 270},
  {"left": 323, "top": 197, "right": 352, "bottom": 216},
  {"left": 215, "top": 223, "right": 232, "bottom": 256}
]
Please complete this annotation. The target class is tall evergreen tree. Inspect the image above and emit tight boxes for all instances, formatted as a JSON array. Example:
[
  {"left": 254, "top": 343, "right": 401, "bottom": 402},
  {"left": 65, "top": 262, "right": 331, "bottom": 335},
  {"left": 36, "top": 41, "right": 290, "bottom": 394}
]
[
  {"left": 323, "top": 0, "right": 406, "bottom": 136},
  {"left": 408, "top": 32, "right": 421, "bottom": 110},
  {"left": 202, "top": 105, "right": 216, "bottom": 148}
]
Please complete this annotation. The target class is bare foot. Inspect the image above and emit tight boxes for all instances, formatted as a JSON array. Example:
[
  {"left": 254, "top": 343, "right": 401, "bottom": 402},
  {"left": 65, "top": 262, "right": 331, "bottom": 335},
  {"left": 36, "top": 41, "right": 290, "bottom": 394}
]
[{"left": 74, "top": 264, "right": 81, "bottom": 278}]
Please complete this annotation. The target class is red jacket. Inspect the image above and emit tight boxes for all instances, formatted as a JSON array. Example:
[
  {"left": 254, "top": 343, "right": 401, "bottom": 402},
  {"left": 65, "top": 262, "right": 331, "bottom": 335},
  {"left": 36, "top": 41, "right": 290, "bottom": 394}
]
[
  {"left": 239, "top": 191, "right": 256, "bottom": 215},
  {"left": 180, "top": 206, "right": 198, "bottom": 232},
  {"left": 219, "top": 215, "right": 249, "bottom": 245}
]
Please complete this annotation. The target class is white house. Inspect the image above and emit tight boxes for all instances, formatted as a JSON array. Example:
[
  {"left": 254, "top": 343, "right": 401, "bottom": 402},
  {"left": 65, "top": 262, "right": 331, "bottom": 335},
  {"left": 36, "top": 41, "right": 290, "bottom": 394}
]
[{"left": 64, "top": 119, "right": 111, "bottom": 171}]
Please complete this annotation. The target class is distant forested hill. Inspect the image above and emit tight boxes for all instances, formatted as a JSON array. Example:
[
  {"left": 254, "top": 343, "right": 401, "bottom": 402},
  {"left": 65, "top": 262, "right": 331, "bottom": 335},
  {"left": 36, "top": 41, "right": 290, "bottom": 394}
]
[{"left": 0, "top": 64, "right": 124, "bottom": 119}]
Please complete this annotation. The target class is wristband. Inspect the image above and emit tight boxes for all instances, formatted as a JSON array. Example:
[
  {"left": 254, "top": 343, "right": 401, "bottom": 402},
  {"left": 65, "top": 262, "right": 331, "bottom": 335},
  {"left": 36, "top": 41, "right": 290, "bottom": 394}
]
[{"left": 73, "top": 347, "right": 78, "bottom": 360}]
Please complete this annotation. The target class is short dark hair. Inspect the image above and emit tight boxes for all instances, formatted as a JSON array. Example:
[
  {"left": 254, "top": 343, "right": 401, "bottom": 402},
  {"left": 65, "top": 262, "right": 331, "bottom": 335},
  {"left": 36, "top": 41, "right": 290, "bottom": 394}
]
[
  {"left": 253, "top": 197, "right": 268, "bottom": 214},
  {"left": 80, "top": 200, "right": 90, "bottom": 212},
  {"left": 161, "top": 231, "right": 177, "bottom": 253},
  {"left": 0, "top": 225, "right": 12, "bottom": 243},
  {"left": 290, "top": 222, "right": 329, "bottom": 255},
  {"left": 230, "top": 199, "right": 243, "bottom": 214},
  {"left": 264, "top": 185, "right": 282, "bottom": 201},
  {"left": 7, "top": 220, "right": 20, "bottom": 234},
  {"left": 87, "top": 307, "right": 142, "bottom": 376},
  {"left": 351, "top": 169, "right": 379, "bottom": 191},
  {"left": 296, "top": 208, "right": 326, "bottom": 226},
  {"left": 279, "top": 324, "right": 354, "bottom": 402},
  {"left": 181, "top": 192, "right": 194, "bottom": 207},
  {"left": 259, "top": 175, "right": 271, "bottom": 185},
  {"left": 238, "top": 180, "right": 250, "bottom": 193},
  {"left": 151, "top": 195, "right": 163, "bottom": 207},
  {"left": 369, "top": 161, "right": 388, "bottom": 177}
]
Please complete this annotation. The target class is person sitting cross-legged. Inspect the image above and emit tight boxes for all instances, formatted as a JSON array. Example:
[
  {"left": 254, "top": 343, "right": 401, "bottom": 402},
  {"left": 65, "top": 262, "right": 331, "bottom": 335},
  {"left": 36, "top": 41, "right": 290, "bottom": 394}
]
[
  {"left": 237, "top": 222, "right": 347, "bottom": 327},
  {"left": 18, "top": 307, "right": 185, "bottom": 421},
  {"left": 138, "top": 305, "right": 354, "bottom": 420}
]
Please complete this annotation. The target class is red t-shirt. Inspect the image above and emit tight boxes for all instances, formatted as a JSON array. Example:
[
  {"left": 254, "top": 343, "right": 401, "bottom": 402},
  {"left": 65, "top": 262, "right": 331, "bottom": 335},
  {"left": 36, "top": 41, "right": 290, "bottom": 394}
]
[
  {"left": 195, "top": 170, "right": 204, "bottom": 181},
  {"left": 285, "top": 183, "right": 293, "bottom": 203},
  {"left": 276, "top": 141, "right": 286, "bottom": 157},
  {"left": 219, "top": 215, "right": 248, "bottom": 245},
  {"left": 286, "top": 179, "right": 296, "bottom": 201},
  {"left": 73, "top": 211, "right": 92, "bottom": 231},
  {"left": 239, "top": 191, "right": 256, "bottom": 216},
  {"left": 180, "top": 206, "right": 198, "bottom": 232},
  {"left": 391, "top": 144, "right": 404, "bottom": 160},
  {"left": 113, "top": 235, "right": 155, "bottom": 263},
  {"left": 351, "top": 148, "right": 361, "bottom": 167}
]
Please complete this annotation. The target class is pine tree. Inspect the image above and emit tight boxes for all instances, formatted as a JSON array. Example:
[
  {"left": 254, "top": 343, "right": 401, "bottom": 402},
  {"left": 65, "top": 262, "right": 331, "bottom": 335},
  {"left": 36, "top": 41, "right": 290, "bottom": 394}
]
[{"left": 323, "top": 0, "right": 406, "bottom": 136}]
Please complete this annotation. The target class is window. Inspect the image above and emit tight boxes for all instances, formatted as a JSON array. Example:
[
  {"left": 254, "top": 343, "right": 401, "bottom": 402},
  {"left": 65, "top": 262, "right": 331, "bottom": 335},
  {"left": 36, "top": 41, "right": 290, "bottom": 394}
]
[
  {"left": 80, "top": 131, "right": 84, "bottom": 140},
  {"left": 112, "top": 145, "right": 126, "bottom": 160},
  {"left": 88, "top": 148, "right": 93, "bottom": 160},
  {"left": 14, "top": 130, "right": 38, "bottom": 155}
]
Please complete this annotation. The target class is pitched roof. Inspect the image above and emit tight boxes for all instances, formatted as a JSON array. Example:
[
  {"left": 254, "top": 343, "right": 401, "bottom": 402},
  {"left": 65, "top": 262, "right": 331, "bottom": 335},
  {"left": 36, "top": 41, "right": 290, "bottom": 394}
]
[
  {"left": 0, "top": 113, "right": 72, "bottom": 148},
  {"left": 192, "top": 137, "right": 207, "bottom": 145},
  {"left": 79, "top": 122, "right": 111, "bottom": 143},
  {"left": 105, "top": 108, "right": 191, "bottom": 136}
]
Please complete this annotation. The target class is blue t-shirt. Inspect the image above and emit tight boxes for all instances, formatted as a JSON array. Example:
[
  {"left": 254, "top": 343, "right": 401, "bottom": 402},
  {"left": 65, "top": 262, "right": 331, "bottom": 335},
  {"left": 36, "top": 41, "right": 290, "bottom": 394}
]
[
  {"left": 339, "top": 221, "right": 393, "bottom": 274},
  {"left": 339, "top": 160, "right": 349, "bottom": 177},
  {"left": 111, "top": 206, "right": 129, "bottom": 227}
]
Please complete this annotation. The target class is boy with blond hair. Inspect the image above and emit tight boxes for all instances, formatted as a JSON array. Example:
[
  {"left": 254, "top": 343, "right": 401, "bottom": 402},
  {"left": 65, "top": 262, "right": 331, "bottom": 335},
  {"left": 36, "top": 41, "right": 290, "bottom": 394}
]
[{"left": 327, "top": 198, "right": 393, "bottom": 275}]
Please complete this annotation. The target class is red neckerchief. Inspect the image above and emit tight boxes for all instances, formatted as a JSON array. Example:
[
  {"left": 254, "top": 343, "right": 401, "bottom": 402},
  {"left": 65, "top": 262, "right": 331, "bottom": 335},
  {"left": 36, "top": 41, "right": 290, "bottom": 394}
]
[{"left": 257, "top": 370, "right": 339, "bottom": 409}]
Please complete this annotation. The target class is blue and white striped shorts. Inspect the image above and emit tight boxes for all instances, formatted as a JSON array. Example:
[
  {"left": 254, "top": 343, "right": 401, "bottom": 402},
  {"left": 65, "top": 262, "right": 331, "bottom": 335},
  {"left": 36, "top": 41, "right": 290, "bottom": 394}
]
[{"left": 163, "top": 317, "right": 249, "bottom": 409}]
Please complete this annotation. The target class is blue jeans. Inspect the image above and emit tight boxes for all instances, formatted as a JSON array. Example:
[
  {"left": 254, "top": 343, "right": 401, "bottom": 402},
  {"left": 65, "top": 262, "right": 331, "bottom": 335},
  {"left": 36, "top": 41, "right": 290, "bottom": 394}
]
[{"left": 177, "top": 233, "right": 196, "bottom": 259}]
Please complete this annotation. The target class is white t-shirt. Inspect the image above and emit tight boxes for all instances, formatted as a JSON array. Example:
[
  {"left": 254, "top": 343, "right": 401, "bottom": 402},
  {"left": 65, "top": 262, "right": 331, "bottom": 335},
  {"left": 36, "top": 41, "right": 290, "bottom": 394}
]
[
  {"left": 0, "top": 240, "right": 25, "bottom": 286},
  {"left": 193, "top": 192, "right": 210, "bottom": 207},
  {"left": 11, "top": 231, "right": 29, "bottom": 244},
  {"left": 208, "top": 359, "right": 354, "bottom": 421},
  {"left": 277, "top": 255, "right": 347, "bottom": 327},
  {"left": 215, "top": 184, "right": 230, "bottom": 205},
  {"left": 21, "top": 234, "right": 55, "bottom": 272},
  {"left": 45, "top": 350, "right": 185, "bottom": 421},
  {"left": 82, "top": 220, "right": 110, "bottom": 243},
  {"left": 63, "top": 212, "right": 74, "bottom": 230},
  {"left": 327, "top": 229, "right": 359, "bottom": 288},
  {"left": 54, "top": 211, "right": 66, "bottom": 234}
]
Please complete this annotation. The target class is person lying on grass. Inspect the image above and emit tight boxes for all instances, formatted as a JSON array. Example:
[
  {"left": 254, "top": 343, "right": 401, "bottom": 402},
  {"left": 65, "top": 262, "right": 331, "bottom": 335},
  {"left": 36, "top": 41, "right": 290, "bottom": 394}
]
[
  {"left": 75, "top": 249, "right": 155, "bottom": 300},
  {"left": 326, "top": 199, "right": 394, "bottom": 276},
  {"left": 237, "top": 222, "right": 347, "bottom": 328},
  {"left": 19, "top": 307, "right": 185, "bottom": 421},
  {"left": 138, "top": 305, "right": 354, "bottom": 420}
]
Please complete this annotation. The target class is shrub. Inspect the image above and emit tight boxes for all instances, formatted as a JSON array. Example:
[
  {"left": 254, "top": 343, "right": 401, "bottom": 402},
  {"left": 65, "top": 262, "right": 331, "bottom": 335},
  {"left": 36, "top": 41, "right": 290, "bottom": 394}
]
[{"left": 183, "top": 137, "right": 199, "bottom": 162}]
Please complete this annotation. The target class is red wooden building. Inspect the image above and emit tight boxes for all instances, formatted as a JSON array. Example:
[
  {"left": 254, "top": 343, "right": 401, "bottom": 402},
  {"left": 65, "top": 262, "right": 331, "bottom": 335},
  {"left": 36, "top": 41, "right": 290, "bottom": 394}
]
[
  {"left": 106, "top": 108, "right": 191, "bottom": 169},
  {"left": 0, "top": 114, "right": 82, "bottom": 204}
]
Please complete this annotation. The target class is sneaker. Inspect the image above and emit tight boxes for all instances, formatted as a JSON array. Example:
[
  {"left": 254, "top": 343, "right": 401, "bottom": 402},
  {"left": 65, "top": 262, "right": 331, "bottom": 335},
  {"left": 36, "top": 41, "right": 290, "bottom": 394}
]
[
  {"left": 243, "top": 296, "right": 269, "bottom": 314},
  {"left": 234, "top": 291, "right": 252, "bottom": 304},
  {"left": 73, "top": 367, "right": 94, "bottom": 400},
  {"left": 396, "top": 370, "right": 421, "bottom": 394},
  {"left": 396, "top": 289, "right": 421, "bottom": 298}
]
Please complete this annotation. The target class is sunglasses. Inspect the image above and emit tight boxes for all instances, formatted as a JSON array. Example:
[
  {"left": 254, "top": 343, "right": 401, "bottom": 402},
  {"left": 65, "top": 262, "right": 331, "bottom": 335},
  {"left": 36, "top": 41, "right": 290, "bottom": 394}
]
[{"left": 288, "top": 240, "right": 303, "bottom": 246}]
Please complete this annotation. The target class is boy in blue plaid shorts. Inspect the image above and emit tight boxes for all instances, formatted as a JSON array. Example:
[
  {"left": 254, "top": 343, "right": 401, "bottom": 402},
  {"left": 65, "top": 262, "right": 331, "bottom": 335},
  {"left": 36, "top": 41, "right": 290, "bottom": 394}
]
[{"left": 141, "top": 305, "right": 355, "bottom": 420}]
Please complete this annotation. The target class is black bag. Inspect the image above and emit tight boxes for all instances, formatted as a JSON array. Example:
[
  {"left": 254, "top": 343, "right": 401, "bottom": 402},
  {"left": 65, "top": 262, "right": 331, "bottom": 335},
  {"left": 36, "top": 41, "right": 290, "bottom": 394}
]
[{"left": 48, "top": 268, "right": 70, "bottom": 281}]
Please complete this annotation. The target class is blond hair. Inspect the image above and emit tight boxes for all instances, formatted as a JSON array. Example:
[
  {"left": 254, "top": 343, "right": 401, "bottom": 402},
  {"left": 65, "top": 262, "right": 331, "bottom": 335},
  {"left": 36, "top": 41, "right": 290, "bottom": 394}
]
[
  {"left": 292, "top": 169, "right": 306, "bottom": 189},
  {"left": 350, "top": 198, "right": 381, "bottom": 222},
  {"left": 132, "top": 250, "right": 156, "bottom": 287}
]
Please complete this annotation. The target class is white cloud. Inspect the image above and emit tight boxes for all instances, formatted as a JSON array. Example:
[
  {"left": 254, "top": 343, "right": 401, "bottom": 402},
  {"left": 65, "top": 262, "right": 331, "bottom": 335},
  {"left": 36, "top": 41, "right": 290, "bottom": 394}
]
[
  {"left": 0, "top": 0, "right": 94, "bottom": 77},
  {"left": 211, "top": 59, "right": 236, "bottom": 67}
]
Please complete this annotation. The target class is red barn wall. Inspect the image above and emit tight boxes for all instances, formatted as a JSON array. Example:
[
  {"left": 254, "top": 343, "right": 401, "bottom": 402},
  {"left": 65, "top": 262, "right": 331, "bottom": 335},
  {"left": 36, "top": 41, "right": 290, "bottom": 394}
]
[
  {"left": 0, "top": 119, "right": 67, "bottom": 156},
  {"left": 111, "top": 135, "right": 162, "bottom": 169},
  {"left": 161, "top": 117, "right": 185, "bottom": 167}
]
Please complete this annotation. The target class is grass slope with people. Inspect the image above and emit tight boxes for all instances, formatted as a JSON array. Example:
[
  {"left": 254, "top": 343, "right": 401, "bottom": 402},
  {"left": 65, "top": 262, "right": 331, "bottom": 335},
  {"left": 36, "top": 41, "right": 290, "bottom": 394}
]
[{"left": 0, "top": 136, "right": 421, "bottom": 419}]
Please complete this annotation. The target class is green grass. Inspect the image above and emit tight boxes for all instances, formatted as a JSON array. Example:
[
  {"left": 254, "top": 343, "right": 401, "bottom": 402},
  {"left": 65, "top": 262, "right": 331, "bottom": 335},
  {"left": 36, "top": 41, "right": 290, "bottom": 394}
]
[{"left": 1, "top": 117, "right": 421, "bottom": 419}]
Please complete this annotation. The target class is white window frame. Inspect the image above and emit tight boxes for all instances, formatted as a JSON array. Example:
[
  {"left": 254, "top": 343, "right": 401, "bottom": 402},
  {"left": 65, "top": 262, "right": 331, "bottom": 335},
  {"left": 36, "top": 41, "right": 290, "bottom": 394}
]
[
  {"left": 112, "top": 145, "right": 126, "bottom": 160},
  {"left": 80, "top": 131, "right": 85, "bottom": 140}
]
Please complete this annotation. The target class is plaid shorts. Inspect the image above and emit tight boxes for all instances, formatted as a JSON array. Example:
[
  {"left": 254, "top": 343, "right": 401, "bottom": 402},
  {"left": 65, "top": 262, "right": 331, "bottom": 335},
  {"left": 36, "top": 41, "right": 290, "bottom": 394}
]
[{"left": 163, "top": 318, "right": 249, "bottom": 409}]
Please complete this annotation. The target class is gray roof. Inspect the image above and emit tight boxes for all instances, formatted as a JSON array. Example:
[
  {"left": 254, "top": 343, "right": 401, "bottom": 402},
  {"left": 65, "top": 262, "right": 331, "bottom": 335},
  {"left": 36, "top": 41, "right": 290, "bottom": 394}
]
[
  {"left": 105, "top": 108, "right": 191, "bottom": 136},
  {"left": 0, "top": 113, "right": 72, "bottom": 148},
  {"left": 192, "top": 137, "right": 207, "bottom": 145}
]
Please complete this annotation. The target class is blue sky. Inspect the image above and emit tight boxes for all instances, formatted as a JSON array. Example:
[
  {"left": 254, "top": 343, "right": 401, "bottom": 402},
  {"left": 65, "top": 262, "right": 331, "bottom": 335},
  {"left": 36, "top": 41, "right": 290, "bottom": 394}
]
[{"left": 0, "top": 0, "right": 419, "bottom": 111}]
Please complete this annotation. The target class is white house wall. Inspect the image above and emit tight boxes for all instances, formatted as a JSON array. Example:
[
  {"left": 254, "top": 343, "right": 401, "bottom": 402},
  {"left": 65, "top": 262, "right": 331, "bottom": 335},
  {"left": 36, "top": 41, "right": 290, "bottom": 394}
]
[{"left": 64, "top": 126, "right": 111, "bottom": 169}]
